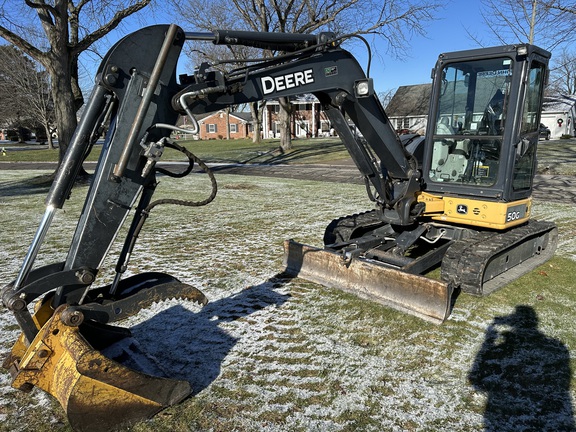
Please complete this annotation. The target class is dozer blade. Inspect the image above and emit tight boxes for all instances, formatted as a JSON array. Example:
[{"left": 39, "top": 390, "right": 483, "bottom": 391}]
[
  {"left": 4, "top": 305, "right": 191, "bottom": 432},
  {"left": 283, "top": 240, "right": 453, "bottom": 324}
]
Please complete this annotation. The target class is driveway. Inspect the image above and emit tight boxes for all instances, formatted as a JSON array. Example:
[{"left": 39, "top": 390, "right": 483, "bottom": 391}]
[{"left": 1, "top": 159, "right": 575, "bottom": 205}]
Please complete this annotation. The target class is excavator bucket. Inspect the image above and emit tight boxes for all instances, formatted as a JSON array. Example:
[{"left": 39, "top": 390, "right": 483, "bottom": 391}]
[
  {"left": 4, "top": 304, "right": 190, "bottom": 432},
  {"left": 3, "top": 274, "right": 208, "bottom": 432},
  {"left": 283, "top": 240, "right": 453, "bottom": 324}
]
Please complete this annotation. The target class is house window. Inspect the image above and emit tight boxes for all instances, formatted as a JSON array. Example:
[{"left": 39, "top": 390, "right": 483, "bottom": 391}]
[
  {"left": 207, "top": 124, "right": 217, "bottom": 133},
  {"left": 402, "top": 118, "right": 410, "bottom": 129},
  {"left": 230, "top": 124, "right": 238, "bottom": 133},
  {"left": 295, "top": 103, "right": 312, "bottom": 111}
]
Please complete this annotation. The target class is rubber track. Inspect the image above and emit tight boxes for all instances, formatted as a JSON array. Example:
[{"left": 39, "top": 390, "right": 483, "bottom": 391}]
[
  {"left": 323, "top": 210, "right": 383, "bottom": 245},
  {"left": 441, "top": 220, "right": 557, "bottom": 295}
]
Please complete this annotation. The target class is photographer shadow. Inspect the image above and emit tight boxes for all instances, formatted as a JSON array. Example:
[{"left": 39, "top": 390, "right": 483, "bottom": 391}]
[
  {"left": 468, "top": 305, "right": 575, "bottom": 431},
  {"left": 126, "top": 273, "right": 292, "bottom": 395}
]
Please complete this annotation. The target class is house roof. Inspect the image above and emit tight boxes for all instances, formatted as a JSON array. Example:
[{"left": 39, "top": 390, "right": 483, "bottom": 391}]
[
  {"left": 386, "top": 84, "right": 431, "bottom": 117},
  {"left": 195, "top": 110, "right": 252, "bottom": 123},
  {"left": 266, "top": 94, "right": 319, "bottom": 104},
  {"left": 233, "top": 112, "right": 252, "bottom": 122},
  {"left": 542, "top": 94, "right": 576, "bottom": 113}
]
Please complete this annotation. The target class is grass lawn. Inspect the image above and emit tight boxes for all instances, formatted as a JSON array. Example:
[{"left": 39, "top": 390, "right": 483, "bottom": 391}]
[
  {"left": 2, "top": 136, "right": 576, "bottom": 175},
  {"left": 0, "top": 167, "right": 575, "bottom": 431},
  {"left": 0, "top": 137, "right": 351, "bottom": 165}
]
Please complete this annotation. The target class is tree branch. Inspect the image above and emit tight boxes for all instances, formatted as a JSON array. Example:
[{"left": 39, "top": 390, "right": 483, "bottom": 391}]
[
  {"left": 73, "top": 0, "right": 151, "bottom": 54},
  {"left": 0, "top": 25, "right": 47, "bottom": 65}
]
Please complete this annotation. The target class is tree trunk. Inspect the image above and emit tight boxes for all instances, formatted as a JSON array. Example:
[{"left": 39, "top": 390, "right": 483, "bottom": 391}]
[
  {"left": 48, "top": 59, "right": 89, "bottom": 178},
  {"left": 250, "top": 101, "right": 264, "bottom": 144},
  {"left": 70, "top": 55, "right": 85, "bottom": 111},
  {"left": 17, "top": 126, "right": 26, "bottom": 143},
  {"left": 44, "top": 122, "right": 55, "bottom": 149},
  {"left": 278, "top": 97, "right": 292, "bottom": 152},
  {"left": 52, "top": 72, "right": 77, "bottom": 161}
]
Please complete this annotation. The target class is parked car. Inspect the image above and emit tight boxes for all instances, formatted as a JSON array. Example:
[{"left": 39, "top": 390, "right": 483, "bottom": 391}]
[{"left": 539, "top": 123, "right": 551, "bottom": 140}]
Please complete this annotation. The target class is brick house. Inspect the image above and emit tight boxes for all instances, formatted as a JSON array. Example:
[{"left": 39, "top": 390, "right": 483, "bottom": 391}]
[
  {"left": 183, "top": 96, "right": 335, "bottom": 140},
  {"left": 195, "top": 111, "right": 253, "bottom": 140},
  {"left": 263, "top": 96, "right": 333, "bottom": 138}
]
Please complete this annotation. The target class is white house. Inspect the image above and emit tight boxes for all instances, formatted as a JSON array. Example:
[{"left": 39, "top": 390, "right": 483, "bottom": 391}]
[
  {"left": 540, "top": 95, "right": 576, "bottom": 139},
  {"left": 385, "top": 84, "right": 431, "bottom": 134}
]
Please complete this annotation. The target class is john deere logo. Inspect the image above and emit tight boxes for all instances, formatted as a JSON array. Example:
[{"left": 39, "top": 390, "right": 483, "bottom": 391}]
[
  {"left": 457, "top": 204, "right": 468, "bottom": 214},
  {"left": 261, "top": 69, "right": 314, "bottom": 95}
]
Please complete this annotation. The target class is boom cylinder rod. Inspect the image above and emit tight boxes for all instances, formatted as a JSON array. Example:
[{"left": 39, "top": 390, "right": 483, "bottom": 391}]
[
  {"left": 12, "top": 206, "right": 56, "bottom": 291},
  {"left": 113, "top": 24, "right": 180, "bottom": 179},
  {"left": 184, "top": 31, "right": 216, "bottom": 42},
  {"left": 184, "top": 30, "right": 323, "bottom": 51}
]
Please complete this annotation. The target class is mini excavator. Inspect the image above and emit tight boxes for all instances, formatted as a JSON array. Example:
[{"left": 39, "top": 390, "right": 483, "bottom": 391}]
[{"left": 1, "top": 24, "right": 557, "bottom": 431}]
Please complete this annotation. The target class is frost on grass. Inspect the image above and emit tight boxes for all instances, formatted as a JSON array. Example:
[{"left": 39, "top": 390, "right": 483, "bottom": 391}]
[{"left": 1, "top": 170, "right": 575, "bottom": 431}]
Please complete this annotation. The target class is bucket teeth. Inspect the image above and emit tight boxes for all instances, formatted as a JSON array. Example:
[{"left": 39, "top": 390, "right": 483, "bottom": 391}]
[{"left": 77, "top": 272, "right": 208, "bottom": 323}]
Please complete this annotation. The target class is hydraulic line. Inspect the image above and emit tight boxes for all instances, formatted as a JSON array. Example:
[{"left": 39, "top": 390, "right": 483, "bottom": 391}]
[{"left": 109, "top": 141, "right": 217, "bottom": 295}]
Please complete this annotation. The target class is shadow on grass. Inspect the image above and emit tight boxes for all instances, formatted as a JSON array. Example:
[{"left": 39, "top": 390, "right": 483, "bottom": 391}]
[
  {"left": 255, "top": 141, "right": 346, "bottom": 165},
  {"left": 468, "top": 305, "right": 575, "bottom": 431},
  {"left": 206, "top": 140, "right": 347, "bottom": 166},
  {"left": 128, "top": 273, "right": 293, "bottom": 395},
  {"left": 0, "top": 173, "right": 94, "bottom": 198},
  {"left": 0, "top": 174, "right": 53, "bottom": 197}
]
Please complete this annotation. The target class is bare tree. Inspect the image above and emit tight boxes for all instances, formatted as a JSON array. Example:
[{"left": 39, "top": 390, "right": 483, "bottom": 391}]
[
  {"left": 378, "top": 88, "right": 397, "bottom": 110},
  {"left": 0, "top": 46, "right": 55, "bottom": 147},
  {"left": 545, "top": 3, "right": 576, "bottom": 96},
  {"left": 179, "top": 0, "right": 442, "bottom": 151},
  {"left": 181, "top": 10, "right": 269, "bottom": 144},
  {"left": 474, "top": 0, "right": 576, "bottom": 50},
  {"left": 550, "top": 2, "right": 576, "bottom": 15},
  {"left": 474, "top": 1, "right": 576, "bottom": 100},
  {"left": 548, "top": 48, "right": 576, "bottom": 95},
  {"left": 0, "top": 0, "right": 152, "bottom": 166}
]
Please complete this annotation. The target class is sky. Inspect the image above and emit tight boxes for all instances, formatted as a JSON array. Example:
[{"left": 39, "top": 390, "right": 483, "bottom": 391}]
[
  {"left": 82, "top": 1, "right": 492, "bottom": 95},
  {"left": 371, "top": 0, "right": 490, "bottom": 92}
]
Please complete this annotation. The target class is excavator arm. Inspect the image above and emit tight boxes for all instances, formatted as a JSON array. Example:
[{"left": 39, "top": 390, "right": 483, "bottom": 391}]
[
  {"left": 1, "top": 25, "right": 209, "bottom": 432},
  {"left": 2, "top": 24, "right": 423, "bottom": 431}
]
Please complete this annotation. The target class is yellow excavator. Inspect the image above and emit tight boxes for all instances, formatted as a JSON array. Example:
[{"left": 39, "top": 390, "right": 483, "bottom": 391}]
[{"left": 1, "top": 24, "right": 557, "bottom": 431}]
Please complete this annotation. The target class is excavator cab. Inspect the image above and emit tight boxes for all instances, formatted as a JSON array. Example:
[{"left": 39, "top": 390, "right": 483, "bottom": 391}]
[{"left": 424, "top": 45, "right": 550, "bottom": 204}]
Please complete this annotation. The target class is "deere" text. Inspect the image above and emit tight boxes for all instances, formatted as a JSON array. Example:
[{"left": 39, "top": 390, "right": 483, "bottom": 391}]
[{"left": 261, "top": 69, "right": 314, "bottom": 95}]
